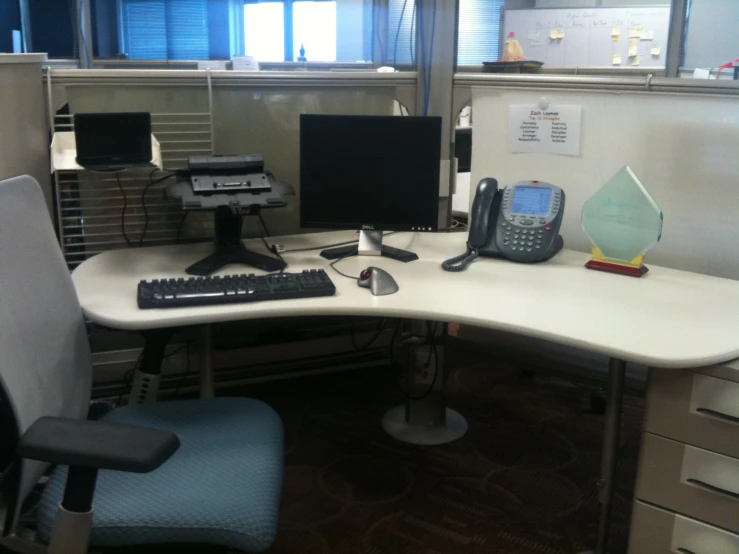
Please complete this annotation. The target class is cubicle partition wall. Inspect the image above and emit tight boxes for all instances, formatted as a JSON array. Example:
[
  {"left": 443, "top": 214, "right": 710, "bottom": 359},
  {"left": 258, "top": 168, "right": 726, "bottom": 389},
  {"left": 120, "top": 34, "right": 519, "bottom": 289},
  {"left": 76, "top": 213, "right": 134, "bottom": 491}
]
[
  {"left": 453, "top": 73, "right": 739, "bottom": 280},
  {"left": 46, "top": 70, "right": 417, "bottom": 268}
]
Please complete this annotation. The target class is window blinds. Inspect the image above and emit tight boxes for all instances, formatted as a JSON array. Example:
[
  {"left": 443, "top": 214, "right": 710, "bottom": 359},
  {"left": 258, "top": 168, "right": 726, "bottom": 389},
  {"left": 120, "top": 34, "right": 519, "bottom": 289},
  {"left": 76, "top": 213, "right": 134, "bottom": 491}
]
[
  {"left": 122, "top": 0, "right": 209, "bottom": 60},
  {"left": 457, "top": 0, "right": 503, "bottom": 65},
  {"left": 388, "top": 0, "right": 416, "bottom": 65},
  {"left": 387, "top": 0, "right": 502, "bottom": 67}
]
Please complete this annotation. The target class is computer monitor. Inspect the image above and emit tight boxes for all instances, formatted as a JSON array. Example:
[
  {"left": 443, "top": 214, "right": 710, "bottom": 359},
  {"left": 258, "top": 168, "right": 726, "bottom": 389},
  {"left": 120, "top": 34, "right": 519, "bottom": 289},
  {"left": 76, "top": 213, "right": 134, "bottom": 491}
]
[
  {"left": 74, "top": 112, "right": 154, "bottom": 170},
  {"left": 300, "top": 114, "right": 441, "bottom": 261}
]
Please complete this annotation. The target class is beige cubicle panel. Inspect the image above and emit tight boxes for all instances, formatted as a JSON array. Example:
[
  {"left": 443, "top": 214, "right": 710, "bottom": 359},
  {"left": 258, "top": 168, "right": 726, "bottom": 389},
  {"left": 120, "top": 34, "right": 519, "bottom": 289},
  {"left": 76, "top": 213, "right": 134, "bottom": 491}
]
[
  {"left": 0, "top": 54, "right": 50, "bottom": 212},
  {"left": 469, "top": 84, "right": 739, "bottom": 280}
]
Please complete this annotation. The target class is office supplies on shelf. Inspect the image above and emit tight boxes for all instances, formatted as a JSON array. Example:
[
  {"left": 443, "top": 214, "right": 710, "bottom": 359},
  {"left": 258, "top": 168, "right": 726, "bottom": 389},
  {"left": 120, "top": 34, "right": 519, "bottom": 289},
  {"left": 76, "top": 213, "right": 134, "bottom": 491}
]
[
  {"left": 582, "top": 165, "right": 662, "bottom": 278},
  {"left": 442, "top": 178, "right": 565, "bottom": 271},
  {"left": 358, "top": 267, "right": 399, "bottom": 296},
  {"left": 300, "top": 114, "right": 442, "bottom": 262},
  {"left": 74, "top": 112, "right": 155, "bottom": 170},
  {"left": 137, "top": 269, "right": 336, "bottom": 309},
  {"left": 188, "top": 155, "right": 270, "bottom": 193}
]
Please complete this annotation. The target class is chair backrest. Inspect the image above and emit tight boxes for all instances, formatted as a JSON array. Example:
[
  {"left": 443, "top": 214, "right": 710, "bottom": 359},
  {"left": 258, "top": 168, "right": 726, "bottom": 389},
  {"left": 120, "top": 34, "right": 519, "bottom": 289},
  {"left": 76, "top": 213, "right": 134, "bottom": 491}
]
[{"left": 0, "top": 176, "right": 92, "bottom": 528}]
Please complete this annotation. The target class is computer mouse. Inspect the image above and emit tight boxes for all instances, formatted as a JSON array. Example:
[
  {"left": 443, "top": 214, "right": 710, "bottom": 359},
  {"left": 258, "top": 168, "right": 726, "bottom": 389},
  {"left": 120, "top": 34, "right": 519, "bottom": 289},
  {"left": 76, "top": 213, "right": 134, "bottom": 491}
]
[{"left": 358, "top": 267, "right": 399, "bottom": 296}]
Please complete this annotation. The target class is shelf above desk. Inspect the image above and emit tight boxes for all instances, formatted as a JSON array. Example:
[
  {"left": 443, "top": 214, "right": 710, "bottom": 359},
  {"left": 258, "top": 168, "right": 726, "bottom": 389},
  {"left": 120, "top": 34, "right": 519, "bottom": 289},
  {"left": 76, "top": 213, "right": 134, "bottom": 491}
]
[{"left": 51, "top": 132, "right": 163, "bottom": 172}]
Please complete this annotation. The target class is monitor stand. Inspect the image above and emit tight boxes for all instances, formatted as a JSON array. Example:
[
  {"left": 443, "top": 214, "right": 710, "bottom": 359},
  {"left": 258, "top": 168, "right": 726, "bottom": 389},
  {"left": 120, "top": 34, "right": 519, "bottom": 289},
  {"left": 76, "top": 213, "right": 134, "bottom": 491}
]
[
  {"left": 320, "top": 230, "right": 418, "bottom": 263},
  {"left": 185, "top": 206, "right": 286, "bottom": 276}
]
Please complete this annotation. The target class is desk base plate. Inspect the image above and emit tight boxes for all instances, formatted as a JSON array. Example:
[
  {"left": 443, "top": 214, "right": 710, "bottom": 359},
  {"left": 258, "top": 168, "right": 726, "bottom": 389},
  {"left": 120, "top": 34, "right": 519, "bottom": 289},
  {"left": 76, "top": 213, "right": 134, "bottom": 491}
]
[{"left": 381, "top": 405, "right": 468, "bottom": 445}]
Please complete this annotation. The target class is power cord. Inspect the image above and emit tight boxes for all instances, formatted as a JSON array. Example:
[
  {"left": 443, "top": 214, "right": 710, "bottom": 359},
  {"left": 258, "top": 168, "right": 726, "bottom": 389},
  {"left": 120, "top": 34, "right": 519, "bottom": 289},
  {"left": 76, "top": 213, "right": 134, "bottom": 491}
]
[
  {"left": 139, "top": 170, "right": 177, "bottom": 247},
  {"left": 258, "top": 212, "right": 286, "bottom": 272},
  {"left": 115, "top": 172, "right": 133, "bottom": 247},
  {"left": 169, "top": 341, "right": 195, "bottom": 399},
  {"left": 395, "top": 321, "right": 439, "bottom": 401},
  {"left": 393, "top": 0, "right": 410, "bottom": 67},
  {"left": 410, "top": 0, "right": 417, "bottom": 66},
  {"left": 176, "top": 212, "right": 189, "bottom": 243},
  {"left": 352, "top": 319, "right": 391, "bottom": 351},
  {"left": 424, "top": 0, "right": 437, "bottom": 116}
]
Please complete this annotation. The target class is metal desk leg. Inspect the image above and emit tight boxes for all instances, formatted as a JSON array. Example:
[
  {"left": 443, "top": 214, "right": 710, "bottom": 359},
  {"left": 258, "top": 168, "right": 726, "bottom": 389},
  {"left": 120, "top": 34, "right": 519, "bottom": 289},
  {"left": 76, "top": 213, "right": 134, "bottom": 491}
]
[
  {"left": 580, "top": 357, "right": 627, "bottom": 554},
  {"left": 129, "top": 329, "right": 174, "bottom": 404},
  {"left": 198, "top": 324, "right": 215, "bottom": 398}
]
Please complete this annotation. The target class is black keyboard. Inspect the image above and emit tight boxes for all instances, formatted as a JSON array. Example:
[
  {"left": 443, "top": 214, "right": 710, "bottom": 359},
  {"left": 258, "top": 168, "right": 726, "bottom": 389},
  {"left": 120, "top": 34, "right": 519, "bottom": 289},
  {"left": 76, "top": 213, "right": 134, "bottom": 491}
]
[{"left": 138, "top": 270, "right": 336, "bottom": 309}]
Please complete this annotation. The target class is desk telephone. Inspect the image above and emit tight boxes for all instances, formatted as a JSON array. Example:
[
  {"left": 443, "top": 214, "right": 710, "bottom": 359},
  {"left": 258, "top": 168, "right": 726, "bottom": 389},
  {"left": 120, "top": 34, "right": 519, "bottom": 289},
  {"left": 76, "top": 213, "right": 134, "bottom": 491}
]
[{"left": 442, "top": 178, "right": 565, "bottom": 271}]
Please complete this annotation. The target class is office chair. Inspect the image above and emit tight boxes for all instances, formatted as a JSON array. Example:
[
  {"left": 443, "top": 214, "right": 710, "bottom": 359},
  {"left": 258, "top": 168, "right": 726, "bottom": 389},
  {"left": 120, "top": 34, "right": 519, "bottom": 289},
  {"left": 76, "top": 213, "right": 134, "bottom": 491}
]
[{"left": 0, "top": 176, "right": 284, "bottom": 554}]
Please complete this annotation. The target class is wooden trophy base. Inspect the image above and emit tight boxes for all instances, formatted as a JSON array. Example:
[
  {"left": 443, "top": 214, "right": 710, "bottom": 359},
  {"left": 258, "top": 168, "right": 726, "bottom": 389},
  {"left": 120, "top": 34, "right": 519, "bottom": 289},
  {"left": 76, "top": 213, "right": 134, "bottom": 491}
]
[{"left": 585, "top": 249, "right": 649, "bottom": 278}]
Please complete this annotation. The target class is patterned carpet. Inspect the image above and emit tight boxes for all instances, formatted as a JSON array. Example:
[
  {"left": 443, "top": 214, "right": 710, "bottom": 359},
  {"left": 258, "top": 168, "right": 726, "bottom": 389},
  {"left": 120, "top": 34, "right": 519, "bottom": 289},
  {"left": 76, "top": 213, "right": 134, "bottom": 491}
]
[{"left": 248, "top": 348, "right": 644, "bottom": 554}]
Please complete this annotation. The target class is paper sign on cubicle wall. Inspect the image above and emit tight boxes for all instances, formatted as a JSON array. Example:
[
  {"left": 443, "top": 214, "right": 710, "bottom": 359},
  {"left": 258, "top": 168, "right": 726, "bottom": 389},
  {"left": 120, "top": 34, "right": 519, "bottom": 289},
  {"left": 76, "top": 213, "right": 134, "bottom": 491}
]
[{"left": 509, "top": 105, "right": 582, "bottom": 156}]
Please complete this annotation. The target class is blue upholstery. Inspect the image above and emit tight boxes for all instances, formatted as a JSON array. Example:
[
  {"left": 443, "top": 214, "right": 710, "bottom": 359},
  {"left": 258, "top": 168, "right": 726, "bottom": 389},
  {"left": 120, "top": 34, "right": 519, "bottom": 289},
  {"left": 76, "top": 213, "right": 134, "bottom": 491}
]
[{"left": 37, "top": 398, "right": 284, "bottom": 552}]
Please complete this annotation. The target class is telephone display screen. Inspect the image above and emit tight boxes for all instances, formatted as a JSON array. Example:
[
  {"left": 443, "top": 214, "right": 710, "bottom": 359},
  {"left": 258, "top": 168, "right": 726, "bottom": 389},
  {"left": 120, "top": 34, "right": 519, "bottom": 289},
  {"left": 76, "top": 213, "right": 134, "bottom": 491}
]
[{"left": 511, "top": 187, "right": 552, "bottom": 216}]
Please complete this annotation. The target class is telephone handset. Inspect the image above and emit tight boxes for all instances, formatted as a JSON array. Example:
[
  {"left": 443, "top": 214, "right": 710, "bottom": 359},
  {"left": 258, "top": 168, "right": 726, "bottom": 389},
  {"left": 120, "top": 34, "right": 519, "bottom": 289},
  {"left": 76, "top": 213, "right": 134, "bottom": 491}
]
[{"left": 442, "top": 178, "right": 565, "bottom": 272}]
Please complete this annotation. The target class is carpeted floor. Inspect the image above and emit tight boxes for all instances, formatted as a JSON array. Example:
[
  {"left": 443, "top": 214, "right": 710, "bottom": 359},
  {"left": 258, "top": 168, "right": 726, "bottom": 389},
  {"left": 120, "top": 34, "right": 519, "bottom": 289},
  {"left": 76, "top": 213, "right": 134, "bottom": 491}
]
[{"left": 247, "top": 348, "right": 644, "bottom": 554}]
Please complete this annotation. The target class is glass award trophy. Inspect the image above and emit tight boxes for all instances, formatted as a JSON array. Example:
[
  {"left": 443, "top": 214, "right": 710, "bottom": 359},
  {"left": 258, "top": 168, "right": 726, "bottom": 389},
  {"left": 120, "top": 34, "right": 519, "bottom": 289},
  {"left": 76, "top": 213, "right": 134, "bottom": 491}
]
[{"left": 581, "top": 166, "right": 663, "bottom": 277}]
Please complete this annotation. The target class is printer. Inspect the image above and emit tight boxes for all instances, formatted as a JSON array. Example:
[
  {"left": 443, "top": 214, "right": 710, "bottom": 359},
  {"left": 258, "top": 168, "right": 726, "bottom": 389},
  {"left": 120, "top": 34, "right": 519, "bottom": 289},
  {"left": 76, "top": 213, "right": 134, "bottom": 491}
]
[{"left": 188, "top": 155, "right": 271, "bottom": 194}]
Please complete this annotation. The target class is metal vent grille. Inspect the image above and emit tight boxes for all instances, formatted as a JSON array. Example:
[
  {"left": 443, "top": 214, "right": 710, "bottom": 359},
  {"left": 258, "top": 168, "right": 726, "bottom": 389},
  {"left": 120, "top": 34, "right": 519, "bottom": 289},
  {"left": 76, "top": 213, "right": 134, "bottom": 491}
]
[{"left": 53, "top": 111, "right": 214, "bottom": 269}]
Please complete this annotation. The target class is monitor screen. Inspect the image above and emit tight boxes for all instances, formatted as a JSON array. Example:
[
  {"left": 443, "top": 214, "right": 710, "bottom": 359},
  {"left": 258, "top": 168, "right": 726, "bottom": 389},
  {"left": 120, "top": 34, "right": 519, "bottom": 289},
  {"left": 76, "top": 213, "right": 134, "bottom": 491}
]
[
  {"left": 510, "top": 187, "right": 552, "bottom": 216},
  {"left": 300, "top": 115, "right": 441, "bottom": 232},
  {"left": 74, "top": 112, "right": 152, "bottom": 163}
]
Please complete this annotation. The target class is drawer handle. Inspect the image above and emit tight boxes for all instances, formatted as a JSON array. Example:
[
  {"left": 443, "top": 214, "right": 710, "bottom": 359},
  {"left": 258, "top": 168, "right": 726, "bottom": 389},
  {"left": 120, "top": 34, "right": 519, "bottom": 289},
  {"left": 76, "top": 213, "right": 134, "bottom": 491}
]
[
  {"left": 687, "top": 478, "right": 739, "bottom": 500},
  {"left": 677, "top": 549, "right": 697, "bottom": 554},
  {"left": 696, "top": 407, "right": 739, "bottom": 424}
]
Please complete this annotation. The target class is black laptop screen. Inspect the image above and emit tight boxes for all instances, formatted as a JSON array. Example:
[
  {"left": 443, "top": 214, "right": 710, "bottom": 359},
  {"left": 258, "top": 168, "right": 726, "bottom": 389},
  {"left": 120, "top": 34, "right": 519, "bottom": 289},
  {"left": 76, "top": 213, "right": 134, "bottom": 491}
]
[{"left": 74, "top": 112, "right": 153, "bottom": 165}]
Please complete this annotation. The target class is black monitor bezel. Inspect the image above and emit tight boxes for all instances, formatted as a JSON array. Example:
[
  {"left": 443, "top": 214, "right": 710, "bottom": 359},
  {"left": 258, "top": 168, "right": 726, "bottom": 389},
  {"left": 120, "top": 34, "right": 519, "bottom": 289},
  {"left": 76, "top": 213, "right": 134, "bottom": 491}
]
[
  {"left": 299, "top": 114, "right": 442, "bottom": 233},
  {"left": 74, "top": 112, "right": 153, "bottom": 164}
]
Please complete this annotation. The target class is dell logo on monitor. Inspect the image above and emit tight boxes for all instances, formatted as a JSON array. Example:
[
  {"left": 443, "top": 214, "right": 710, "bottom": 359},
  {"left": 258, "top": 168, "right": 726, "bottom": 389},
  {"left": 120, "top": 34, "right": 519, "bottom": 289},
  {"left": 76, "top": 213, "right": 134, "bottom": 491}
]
[{"left": 361, "top": 224, "right": 375, "bottom": 230}]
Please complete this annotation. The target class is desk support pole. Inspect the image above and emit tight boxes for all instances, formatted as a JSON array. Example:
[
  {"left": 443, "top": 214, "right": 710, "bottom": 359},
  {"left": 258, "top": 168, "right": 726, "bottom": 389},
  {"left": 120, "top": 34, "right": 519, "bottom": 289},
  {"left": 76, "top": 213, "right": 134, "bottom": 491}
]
[
  {"left": 594, "top": 357, "right": 626, "bottom": 554},
  {"left": 382, "top": 321, "right": 468, "bottom": 445},
  {"left": 199, "top": 324, "right": 215, "bottom": 398}
]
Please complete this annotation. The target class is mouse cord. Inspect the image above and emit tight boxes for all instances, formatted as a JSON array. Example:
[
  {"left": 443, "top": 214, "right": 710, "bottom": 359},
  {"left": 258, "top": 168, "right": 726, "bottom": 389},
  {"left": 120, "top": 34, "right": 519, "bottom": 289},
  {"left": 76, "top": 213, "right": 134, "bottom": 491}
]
[{"left": 329, "top": 254, "right": 360, "bottom": 280}]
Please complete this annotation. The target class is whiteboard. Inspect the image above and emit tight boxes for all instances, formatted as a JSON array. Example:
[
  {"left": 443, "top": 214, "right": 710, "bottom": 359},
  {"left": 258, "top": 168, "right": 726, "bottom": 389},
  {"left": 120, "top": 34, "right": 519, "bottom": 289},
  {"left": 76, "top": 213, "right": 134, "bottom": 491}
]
[
  {"left": 503, "top": 7, "right": 671, "bottom": 68},
  {"left": 470, "top": 88, "right": 739, "bottom": 280}
]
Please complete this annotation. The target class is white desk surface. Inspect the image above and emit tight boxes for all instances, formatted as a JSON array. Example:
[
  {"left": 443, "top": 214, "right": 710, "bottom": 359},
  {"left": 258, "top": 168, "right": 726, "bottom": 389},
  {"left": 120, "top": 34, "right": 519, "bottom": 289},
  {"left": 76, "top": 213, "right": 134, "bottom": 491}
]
[{"left": 72, "top": 231, "right": 739, "bottom": 369}]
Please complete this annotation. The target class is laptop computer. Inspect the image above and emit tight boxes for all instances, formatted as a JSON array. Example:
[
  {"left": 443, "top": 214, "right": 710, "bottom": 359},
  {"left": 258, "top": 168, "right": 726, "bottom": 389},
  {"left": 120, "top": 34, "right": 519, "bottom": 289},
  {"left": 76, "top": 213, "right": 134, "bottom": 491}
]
[{"left": 74, "top": 112, "right": 155, "bottom": 171}]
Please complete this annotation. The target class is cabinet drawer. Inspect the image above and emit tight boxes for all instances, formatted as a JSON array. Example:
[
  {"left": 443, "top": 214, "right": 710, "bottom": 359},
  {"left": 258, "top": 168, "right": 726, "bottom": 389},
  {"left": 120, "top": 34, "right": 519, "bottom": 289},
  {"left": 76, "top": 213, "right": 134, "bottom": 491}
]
[
  {"left": 645, "top": 368, "right": 739, "bottom": 459},
  {"left": 628, "top": 500, "right": 739, "bottom": 554},
  {"left": 635, "top": 433, "right": 739, "bottom": 532}
]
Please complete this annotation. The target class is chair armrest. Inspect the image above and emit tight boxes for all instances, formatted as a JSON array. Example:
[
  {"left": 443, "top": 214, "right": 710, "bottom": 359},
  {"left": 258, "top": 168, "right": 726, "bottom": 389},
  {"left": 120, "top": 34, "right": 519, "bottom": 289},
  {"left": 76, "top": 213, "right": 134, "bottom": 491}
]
[{"left": 18, "top": 416, "right": 180, "bottom": 473}]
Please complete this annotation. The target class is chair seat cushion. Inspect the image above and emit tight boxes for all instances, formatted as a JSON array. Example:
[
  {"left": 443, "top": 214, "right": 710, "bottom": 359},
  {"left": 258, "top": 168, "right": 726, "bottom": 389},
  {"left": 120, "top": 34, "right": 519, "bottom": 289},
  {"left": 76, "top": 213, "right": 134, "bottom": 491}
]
[{"left": 36, "top": 398, "right": 284, "bottom": 553}]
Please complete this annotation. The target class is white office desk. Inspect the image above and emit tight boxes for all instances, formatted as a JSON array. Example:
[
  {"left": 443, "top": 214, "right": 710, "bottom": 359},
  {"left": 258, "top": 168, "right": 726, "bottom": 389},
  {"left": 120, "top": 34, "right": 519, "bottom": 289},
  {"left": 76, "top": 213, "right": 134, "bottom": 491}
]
[
  {"left": 73, "top": 230, "right": 739, "bottom": 368},
  {"left": 72, "top": 230, "right": 739, "bottom": 554}
]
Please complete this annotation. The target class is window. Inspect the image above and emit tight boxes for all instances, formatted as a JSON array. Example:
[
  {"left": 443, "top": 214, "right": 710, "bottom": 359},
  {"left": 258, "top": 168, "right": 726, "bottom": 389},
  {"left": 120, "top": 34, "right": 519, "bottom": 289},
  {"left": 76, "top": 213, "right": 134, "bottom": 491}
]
[
  {"left": 457, "top": 0, "right": 503, "bottom": 66},
  {"left": 684, "top": 0, "right": 739, "bottom": 75},
  {"left": 293, "top": 1, "right": 336, "bottom": 61},
  {"left": 244, "top": 2, "right": 285, "bottom": 62},
  {"left": 121, "top": 0, "right": 209, "bottom": 60},
  {"left": 1, "top": 0, "right": 22, "bottom": 53},
  {"left": 388, "top": 0, "right": 416, "bottom": 66}
]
